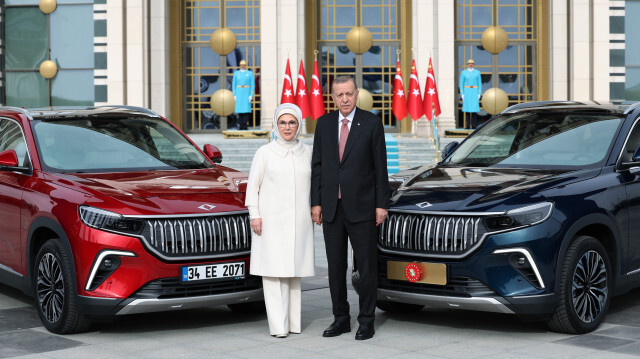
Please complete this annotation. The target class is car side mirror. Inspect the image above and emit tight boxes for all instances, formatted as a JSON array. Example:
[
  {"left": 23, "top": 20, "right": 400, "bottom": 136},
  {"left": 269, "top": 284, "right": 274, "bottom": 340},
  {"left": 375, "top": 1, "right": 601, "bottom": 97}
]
[
  {"left": 203, "top": 144, "right": 223, "bottom": 164},
  {"left": 442, "top": 141, "right": 459, "bottom": 159},
  {"left": 0, "top": 149, "right": 19, "bottom": 167}
]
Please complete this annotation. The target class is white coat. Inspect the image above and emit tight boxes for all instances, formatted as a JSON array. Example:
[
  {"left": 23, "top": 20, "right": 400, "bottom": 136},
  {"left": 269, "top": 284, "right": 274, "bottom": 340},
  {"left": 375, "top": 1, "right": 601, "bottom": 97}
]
[{"left": 245, "top": 139, "right": 315, "bottom": 277}]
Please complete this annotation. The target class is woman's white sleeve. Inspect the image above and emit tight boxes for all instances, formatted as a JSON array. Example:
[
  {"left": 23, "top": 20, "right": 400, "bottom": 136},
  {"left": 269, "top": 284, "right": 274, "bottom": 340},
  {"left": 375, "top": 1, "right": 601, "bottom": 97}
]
[{"left": 244, "top": 148, "right": 265, "bottom": 220}]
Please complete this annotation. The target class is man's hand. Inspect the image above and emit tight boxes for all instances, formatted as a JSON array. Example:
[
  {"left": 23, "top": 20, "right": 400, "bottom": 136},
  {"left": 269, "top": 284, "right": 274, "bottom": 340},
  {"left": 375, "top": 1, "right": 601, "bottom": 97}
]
[
  {"left": 250, "top": 218, "right": 262, "bottom": 236},
  {"left": 375, "top": 208, "right": 388, "bottom": 226},
  {"left": 249, "top": 95, "right": 253, "bottom": 101},
  {"left": 312, "top": 205, "right": 322, "bottom": 225}
]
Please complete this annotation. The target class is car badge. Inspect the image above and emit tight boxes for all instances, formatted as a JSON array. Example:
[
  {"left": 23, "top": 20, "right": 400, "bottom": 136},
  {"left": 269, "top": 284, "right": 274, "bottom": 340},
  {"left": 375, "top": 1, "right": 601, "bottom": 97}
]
[
  {"left": 217, "top": 176, "right": 227, "bottom": 182},
  {"left": 404, "top": 263, "right": 422, "bottom": 283},
  {"left": 198, "top": 204, "right": 216, "bottom": 211},
  {"left": 415, "top": 201, "right": 432, "bottom": 208}
]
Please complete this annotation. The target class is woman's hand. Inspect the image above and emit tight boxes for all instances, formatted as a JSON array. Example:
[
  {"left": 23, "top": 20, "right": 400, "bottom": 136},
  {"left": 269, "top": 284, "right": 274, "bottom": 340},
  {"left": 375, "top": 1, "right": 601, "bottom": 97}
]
[{"left": 251, "top": 218, "right": 262, "bottom": 236}]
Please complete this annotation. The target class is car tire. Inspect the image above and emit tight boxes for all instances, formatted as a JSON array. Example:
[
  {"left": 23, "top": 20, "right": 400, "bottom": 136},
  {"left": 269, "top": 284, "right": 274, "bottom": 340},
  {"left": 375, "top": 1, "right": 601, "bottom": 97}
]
[
  {"left": 547, "top": 235, "right": 611, "bottom": 334},
  {"left": 33, "top": 238, "right": 91, "bottom": 334},
  {"left": 376, "top": 300, "right": 424, "bottom": 313},
  {"left": 227, "top": 300, "right": 266, "bottom": 314}
]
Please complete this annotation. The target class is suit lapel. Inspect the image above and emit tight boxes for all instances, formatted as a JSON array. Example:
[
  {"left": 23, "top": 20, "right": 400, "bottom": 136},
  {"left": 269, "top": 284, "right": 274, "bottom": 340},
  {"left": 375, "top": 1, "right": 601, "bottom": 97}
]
[{"left": 340, "top": 108, "right": 363, "bottom": 164}]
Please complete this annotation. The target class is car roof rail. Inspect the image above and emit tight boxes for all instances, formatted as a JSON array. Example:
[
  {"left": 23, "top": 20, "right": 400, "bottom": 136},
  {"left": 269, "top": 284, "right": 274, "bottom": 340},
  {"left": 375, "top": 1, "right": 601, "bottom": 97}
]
[
  {"left": 96, "top": 105, "right": 161, "bottom": 117},
  {"left": 623, "top": 102, "right": 640, "bottom": 115},
  {"left": 500, "top": 101, "right": 574, "bottom": 114},
  {"left": 0, "top": 106, "right": 32, "bottom": 117}
]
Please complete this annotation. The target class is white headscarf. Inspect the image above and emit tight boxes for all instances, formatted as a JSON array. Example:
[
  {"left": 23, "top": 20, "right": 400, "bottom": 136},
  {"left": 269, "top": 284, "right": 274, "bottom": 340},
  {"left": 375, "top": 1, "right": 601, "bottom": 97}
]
[{"left": 273, "top": 103, "right": 303, "bottom": 143}]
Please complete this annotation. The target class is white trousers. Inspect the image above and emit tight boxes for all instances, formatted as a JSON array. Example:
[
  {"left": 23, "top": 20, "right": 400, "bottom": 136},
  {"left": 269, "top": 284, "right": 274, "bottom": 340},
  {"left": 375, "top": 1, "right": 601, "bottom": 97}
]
[{"left": 262, "top": 276, "right": 301, "bottom": 335}]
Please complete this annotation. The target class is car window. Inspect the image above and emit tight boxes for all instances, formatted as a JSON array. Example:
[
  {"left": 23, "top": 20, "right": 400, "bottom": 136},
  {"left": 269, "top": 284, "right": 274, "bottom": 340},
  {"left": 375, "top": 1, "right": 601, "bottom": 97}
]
[
  {"left": 448, "top": 113, "right": 623, "bottom": 168},
  {"left": 31, "top": 117, "right": 213, "bottom": 173},
  {"left": 0, "top": 118, "right": 29, "bottom": 167}
]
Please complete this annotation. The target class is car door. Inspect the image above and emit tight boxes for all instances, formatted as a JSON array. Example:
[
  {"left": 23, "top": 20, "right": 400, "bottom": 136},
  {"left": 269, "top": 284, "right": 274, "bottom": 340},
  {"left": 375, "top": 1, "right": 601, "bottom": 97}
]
[
  {"left": 0, "top": 117, "right": 29, "bottom": 272},
  {"left": 619, "top": 118, "right": 640, "bottom": 280}
]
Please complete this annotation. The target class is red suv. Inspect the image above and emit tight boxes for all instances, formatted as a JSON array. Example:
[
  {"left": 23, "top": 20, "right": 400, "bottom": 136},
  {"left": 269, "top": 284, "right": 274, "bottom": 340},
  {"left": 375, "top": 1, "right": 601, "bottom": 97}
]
[{"left": 0, "top": 106, "right": 262, "bottom": 334}]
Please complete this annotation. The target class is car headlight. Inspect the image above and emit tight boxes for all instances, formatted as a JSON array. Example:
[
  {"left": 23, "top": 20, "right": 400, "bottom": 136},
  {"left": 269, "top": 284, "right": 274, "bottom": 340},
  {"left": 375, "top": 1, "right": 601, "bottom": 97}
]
[
  {"left": 79, "top": 206, "right": 144, "bottom": 235},
  {"left": 484, "top": 202, "right": 554, "bottom": 232}
]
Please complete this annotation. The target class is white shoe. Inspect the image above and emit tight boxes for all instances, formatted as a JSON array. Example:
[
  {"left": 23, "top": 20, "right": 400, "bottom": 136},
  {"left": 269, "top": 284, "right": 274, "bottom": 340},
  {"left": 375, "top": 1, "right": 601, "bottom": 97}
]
[{"left": 275, "top": 333, "right": 288, "bottom": 338}]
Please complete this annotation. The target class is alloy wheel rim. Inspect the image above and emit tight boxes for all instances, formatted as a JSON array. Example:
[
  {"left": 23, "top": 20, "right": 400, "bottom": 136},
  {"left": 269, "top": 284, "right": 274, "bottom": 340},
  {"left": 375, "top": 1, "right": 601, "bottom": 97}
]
[
  {"left": 572, "top": 249, "right": 608, "bottom": 323},
  {"left": 37, "top": 253, "right": 64, "bottom": 323}
]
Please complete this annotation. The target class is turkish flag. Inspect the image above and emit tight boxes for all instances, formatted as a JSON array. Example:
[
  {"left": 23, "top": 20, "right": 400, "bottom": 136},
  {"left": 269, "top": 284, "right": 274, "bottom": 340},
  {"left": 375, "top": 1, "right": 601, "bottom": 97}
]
[
  {"left": 295, "top": 60, "right": 311, "bottom": 119},
  {"left": 407, "top": 59, "right": 424, "bottom": 121},
  {"left": 391, "top": 60, "right": 408, "bottom": 120},
  {"left": 310, "top": 59, "right": 326, "bottom": 120},
  {"left": 423, "top": 57, "right": 441, "bottom": 121},
  {"left": 280, "top": 58, "right": 295, "bottom": 104}
]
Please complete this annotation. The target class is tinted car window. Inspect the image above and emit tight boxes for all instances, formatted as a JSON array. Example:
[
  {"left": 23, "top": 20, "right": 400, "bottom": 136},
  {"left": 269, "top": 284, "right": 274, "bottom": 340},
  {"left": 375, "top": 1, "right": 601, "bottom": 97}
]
[
  {"left": 32, "top": 117, "right": 213, "bottom": 172},
  {"left": 448, "top": 113, "right": 623, "bottom": 168}
]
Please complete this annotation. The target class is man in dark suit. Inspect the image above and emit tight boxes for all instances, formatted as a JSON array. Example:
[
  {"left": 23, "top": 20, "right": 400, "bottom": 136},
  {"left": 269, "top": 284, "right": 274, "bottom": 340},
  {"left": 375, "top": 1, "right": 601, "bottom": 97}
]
[{"left": 311, "top": 76, "right": 389, "bottom": 341}]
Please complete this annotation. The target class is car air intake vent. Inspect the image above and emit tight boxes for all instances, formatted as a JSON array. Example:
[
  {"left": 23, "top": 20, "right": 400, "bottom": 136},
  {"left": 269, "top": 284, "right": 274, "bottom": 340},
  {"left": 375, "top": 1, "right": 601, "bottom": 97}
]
[
  {"left": 139, "top": 213, "right": 251, "bottom": 260},
  {"left": 379, "top": 212, "right": 488, "bottom": 258}
]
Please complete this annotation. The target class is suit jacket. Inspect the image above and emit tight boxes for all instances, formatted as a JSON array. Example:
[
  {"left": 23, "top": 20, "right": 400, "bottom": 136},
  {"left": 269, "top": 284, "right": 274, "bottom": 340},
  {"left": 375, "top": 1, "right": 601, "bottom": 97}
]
[{"left": 311, "top": 107, "right": 390, "bottom": 223}]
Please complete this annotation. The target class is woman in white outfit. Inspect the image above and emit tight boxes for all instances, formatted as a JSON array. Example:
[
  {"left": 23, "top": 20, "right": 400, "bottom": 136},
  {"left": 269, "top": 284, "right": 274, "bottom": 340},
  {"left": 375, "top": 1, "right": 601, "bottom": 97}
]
[{"left": 245, "top": 103, "right": 315, "bottom": 338}]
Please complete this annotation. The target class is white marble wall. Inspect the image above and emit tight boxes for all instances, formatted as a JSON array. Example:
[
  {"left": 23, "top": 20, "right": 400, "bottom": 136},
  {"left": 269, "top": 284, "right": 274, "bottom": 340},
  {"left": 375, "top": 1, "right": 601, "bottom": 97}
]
[
  {"left": 260, "top": 0, "right": 306, "bottom": 132},
  {"left": 106, "top": 0, "right": 170, "bottom": 117}
]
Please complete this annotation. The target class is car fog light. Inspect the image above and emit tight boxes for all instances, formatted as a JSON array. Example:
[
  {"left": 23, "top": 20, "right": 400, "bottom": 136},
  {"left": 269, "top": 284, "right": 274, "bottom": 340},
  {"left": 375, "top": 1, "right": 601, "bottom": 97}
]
[
  {"left": 86, "top": 250, "right": 136, "bottom": 291},
  {"left": 493, "top": 248, "right": 545, "bottom": 289}
]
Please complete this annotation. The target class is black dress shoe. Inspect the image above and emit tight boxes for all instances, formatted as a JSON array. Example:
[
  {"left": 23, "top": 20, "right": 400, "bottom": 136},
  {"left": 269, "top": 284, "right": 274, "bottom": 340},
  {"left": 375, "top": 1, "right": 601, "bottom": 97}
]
[
  {"left": 322, "top": 320, "right": 351, "bottom": 337},
  {"left": 355, "top": 324, "right": 375, "bottom": 340}
]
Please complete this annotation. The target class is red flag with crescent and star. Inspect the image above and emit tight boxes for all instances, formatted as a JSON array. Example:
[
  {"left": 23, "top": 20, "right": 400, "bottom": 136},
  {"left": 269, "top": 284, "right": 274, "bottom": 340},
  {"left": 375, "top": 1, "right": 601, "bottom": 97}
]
[
  {"left": 295, "top": 60, "right": 311, "bottom": 119},
  {"left": 310, "top": 59, "right": 326, "bottom": 120},
  {"left": 391, "top": 60, "right": 408, "bottom": 120},
  {"left": 280, "top": 58, "right": 295, "bottom": 104},
  {"left": 423, "top": 57, "right": 441, "bottom": 121},
  {"left": 407, "top": 59, "right": 424, "bottom": 121}
]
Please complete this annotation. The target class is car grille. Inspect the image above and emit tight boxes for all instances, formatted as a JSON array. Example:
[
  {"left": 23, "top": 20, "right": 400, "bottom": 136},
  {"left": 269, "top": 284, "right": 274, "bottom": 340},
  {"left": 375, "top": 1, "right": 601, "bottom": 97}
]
[
  {"left": 379, "top": 212, "right": 488, "bottom": 258},
  {"left": 139, "top": 213, "right": 251, "bottom": 260}
]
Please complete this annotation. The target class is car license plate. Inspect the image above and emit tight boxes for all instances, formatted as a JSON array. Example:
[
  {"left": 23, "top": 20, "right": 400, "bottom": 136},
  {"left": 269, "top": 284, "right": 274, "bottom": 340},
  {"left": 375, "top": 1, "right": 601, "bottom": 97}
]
[
  {"left": 387, "top": 261, "right": 447, "bottom": 285},
  {"left": 181, "top": 261, "right": 245, "bottom": 282}
]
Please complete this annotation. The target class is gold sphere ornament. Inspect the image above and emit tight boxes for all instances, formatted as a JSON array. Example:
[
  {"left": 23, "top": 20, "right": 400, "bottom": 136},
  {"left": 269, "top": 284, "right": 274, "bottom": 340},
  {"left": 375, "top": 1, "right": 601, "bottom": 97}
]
[
  {"left": 210, "top": 89, "right": 235, "bottom": 117},
  {"left": 481, "top": 26, "right": 509, "bottom": 54},
  {"left": 39, "top": 60, "right": 58, "bottom": 79},
  {"left": 481, "top": 88, "right": 509, "bottom": 115},
  {"left": 208, "top": 28, "right": 237, "bottom": 55},
  {"left": 345, "top": 26, "right": 373, "bottom": 54},
  {"left": 39, "top": 0, "right": 57, "bottom": 14},
  {"left": 356, "top": 89, "right": 373, "bottom": 111}
]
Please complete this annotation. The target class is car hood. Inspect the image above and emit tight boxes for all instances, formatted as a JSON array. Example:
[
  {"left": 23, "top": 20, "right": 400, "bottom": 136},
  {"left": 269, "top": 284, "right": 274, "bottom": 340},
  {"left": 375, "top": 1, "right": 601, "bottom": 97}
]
[
  {"left": 391, "top": 166, "right": 600, "bottom": 212},
  {"left": 48, "top": 167, "right": 247, "bottom": 197}
]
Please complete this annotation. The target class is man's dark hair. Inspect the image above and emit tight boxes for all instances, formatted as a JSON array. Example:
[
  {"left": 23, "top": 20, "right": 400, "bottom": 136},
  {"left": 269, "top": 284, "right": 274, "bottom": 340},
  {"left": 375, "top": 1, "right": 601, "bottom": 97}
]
[{"left": 332, "top": 76, "right": 358, "bottom": 93}]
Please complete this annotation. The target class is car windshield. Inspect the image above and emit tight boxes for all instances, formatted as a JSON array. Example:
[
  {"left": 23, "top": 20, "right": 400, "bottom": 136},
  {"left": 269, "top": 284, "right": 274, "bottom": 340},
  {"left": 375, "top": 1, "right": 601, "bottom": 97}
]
[
  {"left": 447, "top": 112, "right": 623, "bottom": 168},
  {"left": 32, "top": 117, "right": 213, "bottom": 173}
]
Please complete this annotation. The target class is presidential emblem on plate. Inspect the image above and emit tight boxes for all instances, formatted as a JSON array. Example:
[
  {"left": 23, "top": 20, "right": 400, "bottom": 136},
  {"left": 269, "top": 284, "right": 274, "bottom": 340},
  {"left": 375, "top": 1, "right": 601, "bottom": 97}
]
[{"left": 404, "top": 263, "right": 421, "bottom": 282}]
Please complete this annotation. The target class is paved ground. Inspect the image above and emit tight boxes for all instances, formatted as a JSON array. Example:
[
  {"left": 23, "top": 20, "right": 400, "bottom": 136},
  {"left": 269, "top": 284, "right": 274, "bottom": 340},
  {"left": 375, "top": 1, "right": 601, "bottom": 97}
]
[{"left": 3, "top": 226, "right": 640, "bottom": 359}]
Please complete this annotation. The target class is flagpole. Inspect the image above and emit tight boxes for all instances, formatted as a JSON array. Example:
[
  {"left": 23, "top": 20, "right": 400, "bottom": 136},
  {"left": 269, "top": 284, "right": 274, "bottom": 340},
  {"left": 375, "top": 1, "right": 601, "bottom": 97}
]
[{"left": 411, "top": 48, "right": 417, "bottom": 138}]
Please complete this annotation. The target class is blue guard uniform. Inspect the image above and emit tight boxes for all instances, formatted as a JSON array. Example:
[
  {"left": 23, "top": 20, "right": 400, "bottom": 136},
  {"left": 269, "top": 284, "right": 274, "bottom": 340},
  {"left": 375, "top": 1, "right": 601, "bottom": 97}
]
[{"left": 232, "top": 60, "right": 255, "bottom": 130}]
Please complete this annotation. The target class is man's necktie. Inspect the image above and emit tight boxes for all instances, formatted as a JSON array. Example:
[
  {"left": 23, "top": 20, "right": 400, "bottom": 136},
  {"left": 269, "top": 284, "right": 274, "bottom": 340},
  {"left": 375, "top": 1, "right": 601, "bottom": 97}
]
[
  {"left": 339, "top": 118, "right": 349, "bottom": 161},
  {"left": 338, "top": 118, "right": 349, "bottom": 199}
]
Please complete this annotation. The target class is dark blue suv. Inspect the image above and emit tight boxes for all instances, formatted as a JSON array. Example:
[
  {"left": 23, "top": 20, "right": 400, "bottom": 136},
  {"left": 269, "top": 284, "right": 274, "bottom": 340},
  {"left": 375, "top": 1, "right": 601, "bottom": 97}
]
[{"left": 355, "top": 101, "right": 640, "bottom": 334}]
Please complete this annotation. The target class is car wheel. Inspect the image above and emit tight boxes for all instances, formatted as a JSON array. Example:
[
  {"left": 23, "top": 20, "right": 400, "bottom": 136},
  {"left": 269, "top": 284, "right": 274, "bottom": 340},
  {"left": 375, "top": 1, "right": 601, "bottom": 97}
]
[
  {"left": 227, "top": 300, "right": 266, "bottom": 313},
  {"left": 33, "top": 238, "right": 91, "bottom": 334},
  {"left": 547, "top": 235, "right": 611, "bottom": 334},
  {"left": 376, "top": 300, "right": 424, "bottom": 313}
]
